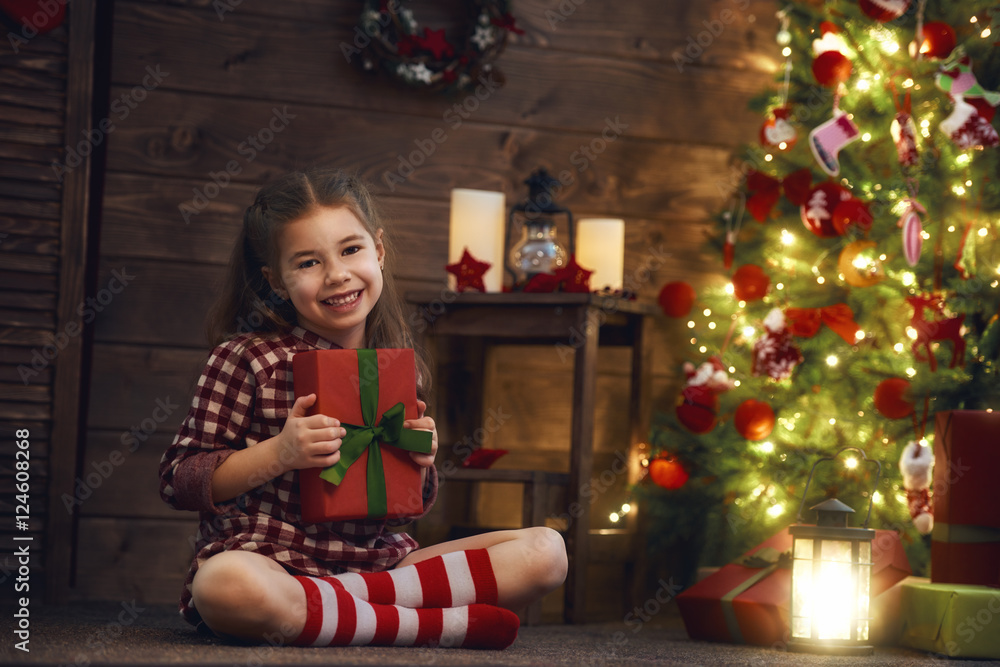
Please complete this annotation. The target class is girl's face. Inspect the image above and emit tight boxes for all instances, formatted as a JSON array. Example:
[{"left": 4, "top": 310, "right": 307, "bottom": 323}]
[{"left": 262, "top": 205, "right": 384, "bottom": 349}]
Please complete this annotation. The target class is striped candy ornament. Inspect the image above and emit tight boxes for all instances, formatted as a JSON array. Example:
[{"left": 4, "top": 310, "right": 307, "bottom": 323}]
[{"left": 899, "top": 199, "right": 926, "bottom": 267}]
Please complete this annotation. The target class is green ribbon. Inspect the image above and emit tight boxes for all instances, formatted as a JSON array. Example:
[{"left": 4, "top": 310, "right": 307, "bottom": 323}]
[
  {"left": 318, "top": 349, "right": 433, "bottom": 518},
  {"left": 720, "top": 547, "right": 791, "bottom": 643}
]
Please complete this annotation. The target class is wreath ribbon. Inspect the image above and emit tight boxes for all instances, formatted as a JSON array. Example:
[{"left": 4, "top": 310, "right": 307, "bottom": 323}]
[{"left": 319, "top": 349, "right": 433, "bottom": 518}]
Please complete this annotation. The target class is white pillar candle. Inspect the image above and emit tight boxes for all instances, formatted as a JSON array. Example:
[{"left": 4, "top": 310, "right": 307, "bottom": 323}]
[
  {"left": 448, "top": 189, "right": 506, "bottom": 292},
  {"left": 576, "top": 218, "right": 625, "bottom": 291}
]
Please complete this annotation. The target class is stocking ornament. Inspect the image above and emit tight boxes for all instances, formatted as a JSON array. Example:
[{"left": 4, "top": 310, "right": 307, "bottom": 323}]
[
  {"left": 752, "top": 308, "right": 803, "bottom": 381},
  {"left": 899, "top": 440, "right": 934, "bottom": 535},
  {"left": 888, "top": 84, "right": 919, "bottom": 167},
  {"left": 939, "top": 98, "right": 999, "bottom": 150},
  {"left": 858, "top": 0, "right": 911, "bottom": 22},
  {"left": 809, "top": 111, "right": 859, "bottom": 176},
  {"left": 760, "top": 107, "right": 797, "bottom": 150}
]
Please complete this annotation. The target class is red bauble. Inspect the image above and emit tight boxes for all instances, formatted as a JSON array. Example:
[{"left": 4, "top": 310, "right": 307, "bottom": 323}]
[
  {"left": 649, "top": 456, "right": 690, "bottom": 490},
  {"left": 874, "top": 378, "right": 915, "bottom": 419},
  {"left": 734, "top": 399, "right": 776, "bottom": 441},
  {"left": 919, "top": 22, "right": 956, "bottom": 59},
  {"left": 832, "top": 197, "right": 874, "bottom": 235},
  {"left": 812, "top": 50, "right": 853, "bottom": 87},
  {"left": 676, "top": 385, "right": 718, "bottom": 434},
  {"left": 658, "top": 281, "right": 696, "bottom": 317},
  {"left": 858, "top": 0, "right": 911, "bottom": 22},
  {"left": 732, "top": 264, "right": 769, "bottom": 302},
  {"left": 801, "top": 182, "right": 853, "bottom": 238}
]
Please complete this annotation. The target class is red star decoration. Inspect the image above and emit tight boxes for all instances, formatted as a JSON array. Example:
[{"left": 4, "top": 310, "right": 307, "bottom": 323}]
[
  {"left": 417, "top": 27, "right": 453, "bottom": 59},
  {"left": 552, "top": 255, "right": 593, "bottom": 293},
  {"left": 395, "top": 35, "right": 418, "bottom": 57},
  {"left": 492, "top": 13, "right": 525, "bottom": 35},
  {"left": 446, "top": 248, "right": 491, "bottom": 292}
]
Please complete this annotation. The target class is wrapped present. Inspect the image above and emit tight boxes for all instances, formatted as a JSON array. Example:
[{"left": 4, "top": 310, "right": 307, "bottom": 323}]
[
  {"left": 898, "top": 578, "right": 1000, "bottom": 659},
  {"left": 677, "top": 527, "right": 910, "bottom": 646},
  {"left": 293, "top": 348, "right": 432, "bottom": 523},
  {"left": 931, "top": 410, "right": 1000, "bottom": 588}
]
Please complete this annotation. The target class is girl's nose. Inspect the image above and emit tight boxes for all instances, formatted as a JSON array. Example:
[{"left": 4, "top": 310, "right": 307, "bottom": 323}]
[{"left": 325, "top": 261, "right": 349, "bottom": 285}]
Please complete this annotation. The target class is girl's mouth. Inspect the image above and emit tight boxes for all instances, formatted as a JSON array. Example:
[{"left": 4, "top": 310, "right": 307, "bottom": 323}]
[{"left": 321, "top": 290, "right": 362, "bottom": 311}]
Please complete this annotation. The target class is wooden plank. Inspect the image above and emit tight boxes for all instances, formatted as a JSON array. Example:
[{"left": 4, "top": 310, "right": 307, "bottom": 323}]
[
  {"left": 0, "top": 123, "right": 62, "bottom": 147},
  {"left": 0, "top": 270, "right": 57, "bottom": 292},
  {"left": 0, "top": 362, "right": 52, "bottom": 385},
  {"left": 86, "top": 343, "right": 203, "bottom": 432},
  {"left": 73, "top": 517, "right": 200, "bottom": 603},
  {"left": 0, "top": 326, "right": 54, "bottom": 346},
  {"left": 0, "top": 87, "right": 65, "bottom": 113},
  {"left": 0, "top": 401, "right": 50, "bottom": 421},
  {"left": 0, "top": 196, "right": 60, "bottom": 219},
  {"left": 0, "top": 141, "right": 63, "bottom": 165},
  {"left": 46, "top": 0, "right": 96, "bottom": 604},
  {"left": 0, "top": 157, "right": 66, "bottom": 183},
  {"left": 101, "top": 88, "right": 737, "bottom": 221},
  {"left": 0, "top": 287, "right": 57, "bottom": 310},
  {"left": 0, "top": 214, "right": 61, "bottom": 237},
  {"left": 110, "top": 3, "right": 770, "bottom": 146},
  {"left": 0, "top": 308, "right": 55, "bottom": 329},
  {"left": 0, "top": 251, "right": 58, "bottom": 274},
  {"left": 126, "top": 0, "right": 780, "bottom": 72},
  {"left": 78, "top": 431, "right": 176, "bottom": 519}
]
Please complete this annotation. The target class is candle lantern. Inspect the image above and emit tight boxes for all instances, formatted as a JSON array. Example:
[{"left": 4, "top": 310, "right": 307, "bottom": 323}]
[
  {"left": 505, "top": 168, "right": 575, "bottom": 287},
  {"left": 788, "top": 447, "right": 879, "bottom": 656}
]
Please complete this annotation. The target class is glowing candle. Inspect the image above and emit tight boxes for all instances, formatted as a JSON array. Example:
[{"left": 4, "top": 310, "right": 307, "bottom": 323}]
[
  {"left": 448, "top": 189, "right": 506, "bottom": 292},
  {"left": 576, "top": 218, "right": 625, "bottom": 291}
]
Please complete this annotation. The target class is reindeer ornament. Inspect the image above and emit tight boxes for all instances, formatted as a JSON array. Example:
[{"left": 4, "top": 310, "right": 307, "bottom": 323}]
[{"left": 906, "top": 294, "right": 966, "bottom": 371}]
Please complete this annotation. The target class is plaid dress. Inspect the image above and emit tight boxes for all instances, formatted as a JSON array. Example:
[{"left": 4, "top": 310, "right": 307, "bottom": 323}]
[{"left": 159, "top": 326, "right": 438, "bottom": 629}]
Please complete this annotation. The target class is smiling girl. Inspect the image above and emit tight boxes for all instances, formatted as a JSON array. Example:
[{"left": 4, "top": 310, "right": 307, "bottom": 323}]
[{"left": 159, "top": 168, "right": 566, "bottom": 650}]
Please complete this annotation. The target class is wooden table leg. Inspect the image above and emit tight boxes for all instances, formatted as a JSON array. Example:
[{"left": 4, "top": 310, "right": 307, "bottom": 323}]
[{"left": 566, "top": 306, "right": 598, "bottom": 624}]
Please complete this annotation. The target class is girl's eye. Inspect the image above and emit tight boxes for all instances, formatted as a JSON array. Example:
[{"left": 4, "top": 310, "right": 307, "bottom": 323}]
[
  {"left": 297, "top": 259, "right": 319, "bottom": 269},
  {"left": 343, "top": 245, "right": 361, "bottom": 256}
]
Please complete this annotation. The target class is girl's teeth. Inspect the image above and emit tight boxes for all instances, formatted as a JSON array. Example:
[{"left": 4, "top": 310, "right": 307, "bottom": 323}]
[{"left": 327, "top": 292, "right": 359, "bottom": 306}]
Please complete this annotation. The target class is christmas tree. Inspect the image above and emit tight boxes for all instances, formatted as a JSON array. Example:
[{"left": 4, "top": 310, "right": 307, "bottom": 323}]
[{"left": 640, "top": 0, "right": 1000, "bottom": 584}]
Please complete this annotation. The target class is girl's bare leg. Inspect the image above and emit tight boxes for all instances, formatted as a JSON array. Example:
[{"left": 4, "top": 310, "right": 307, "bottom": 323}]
[
  {"left": 396, "top": 526, "right": 567, "bottom": 611},
  {"left": 191, "top": 550, "right": 306, "bottom": 643}
]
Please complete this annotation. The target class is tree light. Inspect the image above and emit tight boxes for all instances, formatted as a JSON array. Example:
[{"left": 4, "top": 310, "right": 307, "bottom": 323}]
[
  {"left": 687, "top": 320, "right": 696, "bottom": 328},
  {"left": 703, "top": 308, "right": 712, "bottom": 316},
  {"left": 978, "top": 228, "right": 988, "bottom": 237},
  {"left": 826, "top": 355, "right": 839, "bottom": 366},
  {"left": 782, "top": 229, "right": 795, "bottom": 245},
  {"left": 610, "top": 512, "right": 620, "bottom": 522},
  {"left": 861, "top": 133, "right": 871, "bottom": 142},
  {"left": 743, "top": 326, "right": 755, "bottom": 337},
  {"left": 760, "top": 441, "right": 775, "bottom": 453},
  {"left": 725, "top": 283, "right": 734, "bottom": 295},
  {"left": 767, "top": 503, "right": 784, "bottom": 517},
  {"left": 906, "top": 367, "right": 917, "bottom": 377},
  {"left": 844, "top": 457, "right": 858, "bottom": 469}
]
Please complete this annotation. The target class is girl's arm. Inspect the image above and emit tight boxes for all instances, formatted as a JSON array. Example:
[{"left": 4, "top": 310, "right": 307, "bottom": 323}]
[{"left": 211, "top": 393, "right": 345, "bottom": 503}]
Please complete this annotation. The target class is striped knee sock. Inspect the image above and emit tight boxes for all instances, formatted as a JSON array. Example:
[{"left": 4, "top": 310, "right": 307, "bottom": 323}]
[
  {"left": 331, "top": 549, "right": 498, "bottom": 608},
  {"left": 292, "top": 576, "right": 518, "bottom": 649}
]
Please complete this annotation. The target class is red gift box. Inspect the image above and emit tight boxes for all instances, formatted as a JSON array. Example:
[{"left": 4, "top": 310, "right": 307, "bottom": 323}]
[
  {"left": 931, "top": 410, "right": 1000, "bottom": 588},
  {"left": 293, "top": 348, "right": 431, "bottom": 523},
  {"left": 677, "top": 527, "right": 910, "bottom": 646}
]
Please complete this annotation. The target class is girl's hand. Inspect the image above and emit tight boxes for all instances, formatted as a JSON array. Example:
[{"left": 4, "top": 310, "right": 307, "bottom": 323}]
[
  {"left": 273, "top": 394, "right": 345, "bottom": 474},
  {"left": 404, "top": 399, "right": 438, "bottom": 468}
]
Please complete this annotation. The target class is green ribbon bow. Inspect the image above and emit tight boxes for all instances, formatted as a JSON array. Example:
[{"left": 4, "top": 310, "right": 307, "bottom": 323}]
[{"left": 319, "top": 349, "right": 433, "bottom": 518}]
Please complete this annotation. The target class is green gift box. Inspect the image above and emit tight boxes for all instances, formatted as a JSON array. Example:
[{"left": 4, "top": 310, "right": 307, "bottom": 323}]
[{"left": 898, "top": 578, "right": 1000, "bottom": 659}]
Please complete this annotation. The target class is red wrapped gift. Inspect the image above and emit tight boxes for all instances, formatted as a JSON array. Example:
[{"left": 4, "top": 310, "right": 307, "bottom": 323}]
[
  {"left": 293, "top": 348, "right": 432, "bottom": 523},
  {"left": 931, "top": 410, "right": 1000, "bottom": 588},
  {"left": 677, "top": 527, "right": 910, "bottom": 646}
]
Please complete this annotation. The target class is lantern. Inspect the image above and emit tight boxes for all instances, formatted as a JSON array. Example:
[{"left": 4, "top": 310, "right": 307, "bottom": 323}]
[
  {"left": 505, "top": 168, "right": 575, "bottom": 287},
  {"left": 788, "top": 447, "right": 879, "bottom": 656}
]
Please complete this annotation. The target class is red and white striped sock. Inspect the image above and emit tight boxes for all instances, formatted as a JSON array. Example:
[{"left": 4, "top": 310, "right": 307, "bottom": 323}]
[
  {"left": 291, "top": 576, "right": 518, "bottom": 649},
  {"left": 330, "top": 548, "right": 498, "bottom": 608}
]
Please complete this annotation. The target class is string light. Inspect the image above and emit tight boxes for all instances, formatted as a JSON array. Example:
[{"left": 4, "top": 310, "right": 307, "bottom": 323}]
[
  {"left": 767, "top": 504, "right": 784, "bottom": 518},
  {"left": 725, "top": 283, "right": 735, "bottom": 295},
  {"left": 906, "top": 367, "right": 917, "bottom": 377},
  {"left": 844, "top": 456, "right": 858, "bottom": 469},
  {"left": 759, "top": 441, "right": 775, "bottom": 453},
  {"left": 826, "top": 355, "right": 839, "bottom": 366},
  {"left": 781, "top": 229, "right": 795, "bottom": 245}
]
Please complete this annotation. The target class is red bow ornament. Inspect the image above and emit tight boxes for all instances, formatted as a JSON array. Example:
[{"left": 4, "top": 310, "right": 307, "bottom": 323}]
[
  {"left": 746, "top": 168, "right": 812, "bottom": 222},
  {"left": 785, "top": 303, "right": 860, "bottom": 344}
]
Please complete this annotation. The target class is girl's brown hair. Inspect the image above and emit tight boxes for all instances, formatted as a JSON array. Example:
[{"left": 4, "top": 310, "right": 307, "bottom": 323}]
[{"left": 207, "top": 167, "right": 430, "bottom": 396}]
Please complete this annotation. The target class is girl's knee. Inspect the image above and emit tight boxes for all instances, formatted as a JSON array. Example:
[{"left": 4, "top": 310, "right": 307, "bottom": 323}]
[
  {"left": 192, "top": 551, "right": 291, "bottom": 635},
  {"left": 523, "top": 526, "right": 568, "bottom": 588}
]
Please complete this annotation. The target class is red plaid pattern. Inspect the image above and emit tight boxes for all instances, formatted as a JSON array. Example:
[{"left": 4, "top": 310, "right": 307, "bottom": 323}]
[{"left": 159, "top": 327, "right": 438, "bottom": 629}]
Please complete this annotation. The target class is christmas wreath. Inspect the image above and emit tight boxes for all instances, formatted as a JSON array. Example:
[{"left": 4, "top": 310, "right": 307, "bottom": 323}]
[{"left": 353, "top": 0, "right": 522, "bottom": 94}]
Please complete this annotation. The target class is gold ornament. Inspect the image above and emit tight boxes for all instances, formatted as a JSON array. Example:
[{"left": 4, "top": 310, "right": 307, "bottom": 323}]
[{"left": 838, "top": 240, "right": 884, "bottom": 288}]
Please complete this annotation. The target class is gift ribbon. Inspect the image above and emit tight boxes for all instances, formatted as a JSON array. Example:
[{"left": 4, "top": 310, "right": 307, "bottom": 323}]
[
  {"left": 785, "top": 303, "right": 859, "bottom": 345},
  {"left": 319, "top": 349, "right": 433, "bottom": 518},
  {"left": 932, "top": 522, "right": 1000, "bottom": 544},
  {"left": 746, "top": 168, "right": 812, "bottom": 222},
  {"left": 720, "top": 547, "right": 790, "bottom": 643}
]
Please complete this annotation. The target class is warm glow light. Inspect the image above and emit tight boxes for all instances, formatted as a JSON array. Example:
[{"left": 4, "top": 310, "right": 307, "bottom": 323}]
[
  {"left": 703, "top": 308, "right": 712, "bottom": 316},
  {"left": 817, "top": 276, "right": 826, "bottom": 285},
  {"left": 845, "top": 457, "right": 858, "bottom": 469},
  {"left": 873, "top": 491, "right": 882, "bottom": 504},
  {"left": 901, "top": 272, "right": 916, "bottom": 286},
  {"left": 903, "top": 78, "right": 914, "bottom": 88},
  {"left": 776, "top": 282, "right": 785, "bottom": 290},
  {"left": 861, "top": 132, "right": 871, "bottom": 142},
  {"left": 826, "top": 355, "right": 839, "bottom": 367},
  {"left": 576, "top": 218, "right": 625, "bottom": 291},
  {"left": 782, "top": 46, "right": 792, "bottom": 57},
  {"left": 855, "top": 330, "right": 865, "bottom": 341},
  {"left": 687, "top": 320, "right": 696, "bottom": 328},
  {"left": 767, "top": 504, "right": 784, "bottom": 517},
  {"left": 982, "top": 28, "right": 992, "bottom": 38},
  {"left": 743, "top": 326, "right": 755, "bottom": 337},
  {"left": 881, "top": 41, "right": 900, "bottom": 55},
  {"left": 449, "top": 189, "right": 506, "bottom": 292},
  {"left": 760, "top": 441, "right": 774, "bottom": 453},
  {"left": 829, "top": 418, "right": 837, "bottom": 425},
  {"left": 699, "top": 345, "right": 707, "bottom": 353},
  {"left": 708, "top": 321, "right": 717, "bottom": 330},
  {"left": 857, "top": 78, "right": 870, "bottom": 91},
  {"left": 954, "top": 185, "right": 967, "bottom": 196},
  {"left": 725, "top": 283, "right": 735, "bottom": 295},
  {"left": 978, "top": 227, "right": 988, "bottom": 238},
  {"left": 622, "top": 503, "right": 631, "bottom": 513},
  {"left": 956, "top": 153, "right": 972, "bottom": 166},
  {"left": 610, "top": 512, "right": 620, "bottom": 522},
  {"left": 894, "top": 343, "right": 904, "bottom": 352},
  {"left": 906, "top": 367, "right": 917, "bottom": 377},
  {"left": 906, "top": 327, "right": 918, "bottom": 340},
  {"left": 781, "top": 229, "right": 795, "bottom": 245}
]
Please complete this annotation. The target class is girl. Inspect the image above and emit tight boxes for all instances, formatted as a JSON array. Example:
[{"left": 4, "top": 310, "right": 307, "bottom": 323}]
[{"left": 159, "top": 167, "right": 567, "bottom": 650}]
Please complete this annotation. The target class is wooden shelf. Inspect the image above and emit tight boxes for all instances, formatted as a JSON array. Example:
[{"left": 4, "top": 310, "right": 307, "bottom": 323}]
[{"left": 406, "top": 291, "right": 654, "bottom": 624}]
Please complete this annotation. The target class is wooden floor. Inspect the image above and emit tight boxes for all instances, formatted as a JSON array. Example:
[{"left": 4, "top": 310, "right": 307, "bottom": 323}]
[{"left": 0, "top": 601, "right": 987, "bottom": 666}]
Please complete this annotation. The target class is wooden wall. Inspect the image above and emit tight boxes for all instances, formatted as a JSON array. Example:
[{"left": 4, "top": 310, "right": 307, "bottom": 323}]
[{"left": 64, "top": 0, "right": 780, "bottom": 613}]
